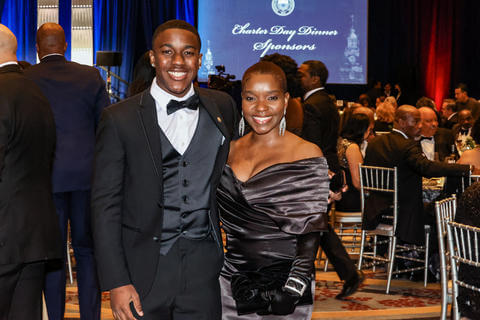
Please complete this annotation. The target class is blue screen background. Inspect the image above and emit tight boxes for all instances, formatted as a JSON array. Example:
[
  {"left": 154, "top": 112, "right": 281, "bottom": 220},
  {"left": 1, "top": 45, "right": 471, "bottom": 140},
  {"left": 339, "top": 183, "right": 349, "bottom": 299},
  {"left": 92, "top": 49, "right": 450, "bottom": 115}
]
[{"left": 198, "top": 0, "right": 367, "bottom": 84}]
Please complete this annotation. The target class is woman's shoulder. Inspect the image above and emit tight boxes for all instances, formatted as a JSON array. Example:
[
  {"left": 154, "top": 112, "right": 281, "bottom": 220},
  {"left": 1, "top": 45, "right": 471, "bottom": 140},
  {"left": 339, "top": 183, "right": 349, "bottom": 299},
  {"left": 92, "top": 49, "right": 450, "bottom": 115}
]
[{"left": 287, "top": 132, "right": 324, "bottom": 159}]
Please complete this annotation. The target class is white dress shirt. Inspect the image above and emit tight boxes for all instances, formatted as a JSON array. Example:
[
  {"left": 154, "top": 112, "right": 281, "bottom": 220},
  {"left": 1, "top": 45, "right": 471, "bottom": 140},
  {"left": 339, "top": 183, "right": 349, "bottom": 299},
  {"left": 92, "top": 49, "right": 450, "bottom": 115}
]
[
  {"left": 420, "top": 136, "right": 435, "bottom": 160},
  {"left": 150, "top": 78, "right": 198, "bottom": 155},
  {"left": 392, "top": 128, "right": 408, "bottom": 139},
  {"left": 303, "top": 87, "right": 325, "bottom": 101}
]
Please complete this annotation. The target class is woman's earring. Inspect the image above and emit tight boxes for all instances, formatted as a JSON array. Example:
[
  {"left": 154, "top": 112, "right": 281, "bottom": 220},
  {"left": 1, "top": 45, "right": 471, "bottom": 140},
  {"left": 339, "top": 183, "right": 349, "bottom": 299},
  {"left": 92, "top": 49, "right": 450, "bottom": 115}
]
[
  {"left": 279, "top": 108, "right": 286, "bottom": 136},
  {"left": 239, "top": 111, "right": 245, "bottom": 136}
]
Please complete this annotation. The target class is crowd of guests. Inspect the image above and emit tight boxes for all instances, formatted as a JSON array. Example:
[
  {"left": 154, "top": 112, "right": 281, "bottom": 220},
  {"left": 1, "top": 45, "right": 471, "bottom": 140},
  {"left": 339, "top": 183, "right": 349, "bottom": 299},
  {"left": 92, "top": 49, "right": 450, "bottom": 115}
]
[{"left": 2, "top": 17, "right": 480, "bottom": 320}]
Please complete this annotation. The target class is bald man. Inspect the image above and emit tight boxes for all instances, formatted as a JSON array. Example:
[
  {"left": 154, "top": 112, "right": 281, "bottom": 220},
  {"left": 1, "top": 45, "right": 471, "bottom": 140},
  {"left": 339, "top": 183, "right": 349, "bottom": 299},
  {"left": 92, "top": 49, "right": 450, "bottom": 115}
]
[
  {"left": 364, "top": 105, "right": 470, "bottom": 245},
  {"left": 418, "top": 107, "right": 455, "bottom": 161},
  {"left": 25, "top": 23, "right": 109, "bottom": 320},
  {"left": 0, "top": 25, "right": 62, "bottom": 320}
]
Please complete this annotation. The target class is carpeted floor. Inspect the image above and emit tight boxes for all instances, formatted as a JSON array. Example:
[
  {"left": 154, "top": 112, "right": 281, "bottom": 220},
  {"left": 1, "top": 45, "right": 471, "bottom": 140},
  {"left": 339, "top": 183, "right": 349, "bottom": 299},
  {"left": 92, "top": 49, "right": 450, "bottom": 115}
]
[{"left": 63, "top": 270, "right": 445, "bottom": 319}]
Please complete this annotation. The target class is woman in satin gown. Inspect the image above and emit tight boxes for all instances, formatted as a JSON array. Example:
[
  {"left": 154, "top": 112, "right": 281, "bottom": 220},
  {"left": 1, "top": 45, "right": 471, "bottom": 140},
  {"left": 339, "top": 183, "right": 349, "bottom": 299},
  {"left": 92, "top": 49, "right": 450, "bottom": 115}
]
[{"left": 217, "top": 61, "right": 330, "bottom": 319}]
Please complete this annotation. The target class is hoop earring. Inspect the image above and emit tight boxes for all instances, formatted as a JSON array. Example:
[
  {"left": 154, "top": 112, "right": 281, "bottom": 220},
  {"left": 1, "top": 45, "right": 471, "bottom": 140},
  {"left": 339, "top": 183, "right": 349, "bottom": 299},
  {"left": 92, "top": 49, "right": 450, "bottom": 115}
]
[
  {"left": 239, "top": 112, "right": 245, "bottom": 136},
  {"left": 279, "top": 108, "right": 286, "bottom": 136}
]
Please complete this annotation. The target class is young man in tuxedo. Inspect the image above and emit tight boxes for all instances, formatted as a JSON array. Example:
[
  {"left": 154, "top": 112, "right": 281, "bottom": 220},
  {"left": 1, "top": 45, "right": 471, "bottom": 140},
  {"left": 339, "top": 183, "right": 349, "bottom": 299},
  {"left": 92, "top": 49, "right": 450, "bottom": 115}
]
[
  {"left": 0, "top": 24, "right": 62, "bottom": 320},
  {"left": 91, "top": 20, "right": 238, "bottom": 319}
]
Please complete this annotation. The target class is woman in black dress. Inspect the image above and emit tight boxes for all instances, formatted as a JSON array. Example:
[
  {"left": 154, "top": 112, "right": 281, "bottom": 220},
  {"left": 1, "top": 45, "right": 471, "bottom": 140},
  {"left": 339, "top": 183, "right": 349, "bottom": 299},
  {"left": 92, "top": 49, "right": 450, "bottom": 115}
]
[
  {"left": 335, "top": 113, "right": 372, "bottom": 212},
  {"left": 217, "top": 61, "right": 329, "bottom": 319}
]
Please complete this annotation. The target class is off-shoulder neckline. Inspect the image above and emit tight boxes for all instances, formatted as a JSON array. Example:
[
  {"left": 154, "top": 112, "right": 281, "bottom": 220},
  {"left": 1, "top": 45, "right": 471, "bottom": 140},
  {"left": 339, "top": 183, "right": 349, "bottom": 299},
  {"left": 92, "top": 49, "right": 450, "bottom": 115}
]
[{"left": 225, "top": 156, "right": 326, "bottom": 184}]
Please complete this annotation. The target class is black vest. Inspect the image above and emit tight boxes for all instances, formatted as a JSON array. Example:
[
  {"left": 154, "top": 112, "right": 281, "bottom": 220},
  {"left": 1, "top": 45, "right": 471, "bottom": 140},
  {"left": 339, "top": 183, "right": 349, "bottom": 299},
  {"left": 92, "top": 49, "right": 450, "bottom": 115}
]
[{"left": 159, "top": 105, "right": 223, "bottom": 254}]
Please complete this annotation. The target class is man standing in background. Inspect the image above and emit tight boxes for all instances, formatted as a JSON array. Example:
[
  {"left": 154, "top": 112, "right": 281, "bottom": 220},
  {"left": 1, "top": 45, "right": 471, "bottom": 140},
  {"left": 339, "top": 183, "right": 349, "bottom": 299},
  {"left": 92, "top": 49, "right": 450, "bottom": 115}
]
[
  {"left": 25, "top": 22, "right": 109, "bottom": 320},
  {"left": 455, "top": 83, "right": 480, "bottom": 120},
  {"left": 299, "top": 60, "right": 364, "bottom": 299},
  {"left": 0, "top": 24, "right": 62, "bottom": 320}
]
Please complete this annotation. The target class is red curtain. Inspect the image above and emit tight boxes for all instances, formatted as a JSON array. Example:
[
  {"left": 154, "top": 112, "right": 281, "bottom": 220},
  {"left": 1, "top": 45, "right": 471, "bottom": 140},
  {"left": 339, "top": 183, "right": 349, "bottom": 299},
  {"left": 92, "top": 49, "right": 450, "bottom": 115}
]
[{"left": 422, "top": 1, "right": 454, "bottom": 108}]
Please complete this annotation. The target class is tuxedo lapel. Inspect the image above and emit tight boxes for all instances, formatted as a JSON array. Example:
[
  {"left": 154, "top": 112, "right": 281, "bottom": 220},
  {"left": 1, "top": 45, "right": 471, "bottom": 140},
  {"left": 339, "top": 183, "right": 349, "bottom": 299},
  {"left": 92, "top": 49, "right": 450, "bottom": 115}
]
[
  {"left": 136, "top": 91, "right": 162, "bottom": 177},
  {"left": 196, "top": 88, "right": 229, "bottom": 139}
]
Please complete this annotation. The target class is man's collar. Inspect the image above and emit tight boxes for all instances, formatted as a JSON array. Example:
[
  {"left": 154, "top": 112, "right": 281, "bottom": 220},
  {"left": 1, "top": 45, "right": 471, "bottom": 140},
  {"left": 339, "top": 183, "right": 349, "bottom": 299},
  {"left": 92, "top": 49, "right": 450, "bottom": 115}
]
[
  {"left": 447, "top": 112, "right": 457, "bottom": 120},
  {"left": 392, "top": 128, "right": 409, "bottom": 139},
  {"left": 40, "top": 53, "right": 64, "bottom": 60},
  {"left": 303, "top": 87, "right": 324, "bottom": 101},
  {"left": 150, "top": 77, "right": 194, "bottom": 110},
  {"left": 0, "top": 61, "right": 18, "bottom": 68}
]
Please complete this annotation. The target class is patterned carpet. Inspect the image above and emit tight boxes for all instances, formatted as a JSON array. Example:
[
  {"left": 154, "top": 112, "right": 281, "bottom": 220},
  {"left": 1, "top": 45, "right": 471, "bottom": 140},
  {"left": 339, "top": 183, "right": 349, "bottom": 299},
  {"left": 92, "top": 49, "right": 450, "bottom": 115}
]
[{"left": 63, "top": 270, "right": 444, "bottom": 319}]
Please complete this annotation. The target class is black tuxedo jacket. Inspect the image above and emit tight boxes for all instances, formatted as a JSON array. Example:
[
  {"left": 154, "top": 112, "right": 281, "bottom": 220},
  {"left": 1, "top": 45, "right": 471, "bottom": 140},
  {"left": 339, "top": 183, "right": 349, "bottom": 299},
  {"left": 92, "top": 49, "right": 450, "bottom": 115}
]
[
  {"left": 301, "top": 89, "right": 340, "bottom": 172},
  {"left": 0, "top": 65, "right": 62, "bottom": 264},
  {"left": 434, "top": 127, "right": 455, "bottom": 161},
  {"left": 364, "top": 130, "right": 469, "bottom": 244},
  {"left": 91, "top": 86, "right": 238, "bottom": 296},
  {"left": 441, "top": 113, "right": 458, "bottom": 130}
]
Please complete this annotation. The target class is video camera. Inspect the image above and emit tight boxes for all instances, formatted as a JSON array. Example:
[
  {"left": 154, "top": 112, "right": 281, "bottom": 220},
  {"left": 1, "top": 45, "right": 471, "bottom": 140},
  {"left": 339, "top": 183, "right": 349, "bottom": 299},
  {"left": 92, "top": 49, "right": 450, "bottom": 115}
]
[{"left": 208, "top": 65, "right": 241, "bottom": 108}]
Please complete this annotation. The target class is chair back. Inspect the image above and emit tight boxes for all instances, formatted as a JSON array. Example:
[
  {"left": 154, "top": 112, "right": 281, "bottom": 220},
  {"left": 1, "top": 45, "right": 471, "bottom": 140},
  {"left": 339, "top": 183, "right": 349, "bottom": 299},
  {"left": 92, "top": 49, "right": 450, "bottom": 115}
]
[
  {"left": 446, "top": 221, "right": 480, "bottom": 319},
  {"left": 434, "top": 195, "right": 457, "bottom": 320},
  {"left": 359, "top": 164, "right": 398, "bottom": 231},
  {"left": 461, "top": 172, "right": 480, "bottom": 193}
]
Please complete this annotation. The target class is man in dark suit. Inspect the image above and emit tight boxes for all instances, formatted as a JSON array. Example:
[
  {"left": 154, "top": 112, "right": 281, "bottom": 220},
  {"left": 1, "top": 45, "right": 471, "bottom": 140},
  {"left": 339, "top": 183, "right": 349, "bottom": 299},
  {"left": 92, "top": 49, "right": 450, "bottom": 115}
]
[
  {"left": 25, "top": 23, "right": 109, "bottom": 320},
  {"left": 299, "top": 60, "right": 363, "bottom": 299},
  {"left": 455, "top": 83, "right": 480, "bottom": 120},
  {"left": 92, "top": 20, "right": 238, "bottom": 319},
  {"left": 364, "top": 105, "right": 471, "bottom": 245},
  {"left": 440, "top": 99, "right": 458, "bottom": 129},
  {"left": 0, "top": 24, "right": 62, "bottom": 320},
  {"left": 418, "top": 107, "right": 455, "bottom": 161}
]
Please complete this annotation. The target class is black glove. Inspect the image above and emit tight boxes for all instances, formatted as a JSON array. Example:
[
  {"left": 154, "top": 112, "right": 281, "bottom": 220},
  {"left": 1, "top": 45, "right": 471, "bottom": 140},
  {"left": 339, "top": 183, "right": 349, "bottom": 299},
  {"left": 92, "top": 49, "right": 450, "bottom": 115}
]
[
  {"left": 264, "top": 287, "right": 301, "bottom": 315},
  {"left": 262, "top": 232, "right": 319, "bottom": 315},
  {"left": 287, "top": 232, "right": 320, "bottom": 292}
]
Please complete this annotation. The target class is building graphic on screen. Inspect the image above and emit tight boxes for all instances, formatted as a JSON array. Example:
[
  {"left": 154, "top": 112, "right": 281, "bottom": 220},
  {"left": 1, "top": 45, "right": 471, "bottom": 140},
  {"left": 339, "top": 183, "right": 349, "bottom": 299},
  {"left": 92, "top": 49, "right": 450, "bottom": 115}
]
[
  {"left": 199, "top": 40, "right": 215, "bottom": 80},
  {"left": 340, "top": 14, "right": 364, "bottom": 82}
]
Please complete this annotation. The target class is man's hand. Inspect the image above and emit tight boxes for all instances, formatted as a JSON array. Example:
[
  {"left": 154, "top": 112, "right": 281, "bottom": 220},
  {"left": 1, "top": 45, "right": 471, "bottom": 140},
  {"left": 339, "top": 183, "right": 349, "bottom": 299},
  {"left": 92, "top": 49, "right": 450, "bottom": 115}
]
[{"left": 110, "top": 284, "right": 144, "bottom": 320}]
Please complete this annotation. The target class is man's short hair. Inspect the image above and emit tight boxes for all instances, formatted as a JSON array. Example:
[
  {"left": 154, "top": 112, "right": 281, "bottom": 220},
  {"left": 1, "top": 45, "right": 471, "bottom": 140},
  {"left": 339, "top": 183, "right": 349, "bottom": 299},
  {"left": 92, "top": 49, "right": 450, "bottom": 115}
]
[
  {"left": 445, "top": 102, "right": 458, "bottom": 112},
  {"left": 302, "top": 60, "right": 328, "bottom": 86},
  {"left": 152, "top": 20, "right": 201, "bottom": 50},
  {"left": 456, "top": 83, "right": 468, "bottom": 93}
]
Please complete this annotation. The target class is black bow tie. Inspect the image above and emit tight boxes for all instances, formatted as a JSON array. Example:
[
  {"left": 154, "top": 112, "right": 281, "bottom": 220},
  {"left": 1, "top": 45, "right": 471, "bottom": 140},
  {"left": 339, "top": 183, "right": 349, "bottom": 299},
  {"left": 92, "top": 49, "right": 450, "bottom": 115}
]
[
  {"left": 420, "top": 136, "right": 433, "bottom": 141},
  {"left": 166, "top": 94, "right": 199, "bottom": 115},
  {"left": 459, "top": 128, "right": 469, "bottom": 135}
]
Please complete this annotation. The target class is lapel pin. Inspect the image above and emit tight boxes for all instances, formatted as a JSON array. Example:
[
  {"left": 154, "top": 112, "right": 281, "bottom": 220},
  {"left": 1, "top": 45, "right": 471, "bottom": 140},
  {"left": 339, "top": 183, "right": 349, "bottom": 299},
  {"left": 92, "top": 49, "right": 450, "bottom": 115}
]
[{"left": 217, "top": 117, "right": 222, "bottom": 123}]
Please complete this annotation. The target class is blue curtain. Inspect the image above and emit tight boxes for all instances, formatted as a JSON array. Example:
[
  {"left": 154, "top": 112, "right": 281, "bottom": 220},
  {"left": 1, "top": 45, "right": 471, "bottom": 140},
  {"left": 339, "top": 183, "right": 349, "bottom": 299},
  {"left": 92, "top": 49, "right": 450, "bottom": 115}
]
[
  {"left": 0, "top": 0, "right": 37, "bottom": 63},
  {"left": 59, "top": 0, "right": 72, "bottom": 60},
  {"left": 93, "top": 0, "right": 195, "bottom": 99}
]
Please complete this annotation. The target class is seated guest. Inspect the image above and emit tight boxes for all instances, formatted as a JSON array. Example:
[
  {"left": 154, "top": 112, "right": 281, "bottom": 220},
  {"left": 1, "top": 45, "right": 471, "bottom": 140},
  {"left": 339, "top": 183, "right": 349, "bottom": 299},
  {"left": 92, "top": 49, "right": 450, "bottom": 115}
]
[
  {"left": 261, "top": 53, "right": 304, "bottom": 136},
  {"left": 336, "top": 113, "right": 373, "bottom": 212},
  {"left": 457, "top": 118, "right": 480, "bottom": 174},
  {"left": 374, "top": 102, "right": 395, "bottom": 132},
  {"left": 364, "top": 105, "right": 471, "bottom": 245},
  {"left": 416, "top": 96, "right": 441, "bottom": 122},
  {"left": 352, "top": 106, "right": 375, "bottom": 156},
  {"left": 418, "top": 107, "right": 455, "bottom": 161},
  {"left": 384, "top": 96, "right": 397, "bottom": 109},
  {"left": 358, "top": 93, "right": 372, "bottom": 109},
  {"left": 453, "top": 109, "right": 475, "bottom": 155},
  {"left": 455, "top": 182, "right": 480, "bottom": 319},
  {"left": 440, "top": 98, "right": 458, "bottom": 129}
]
